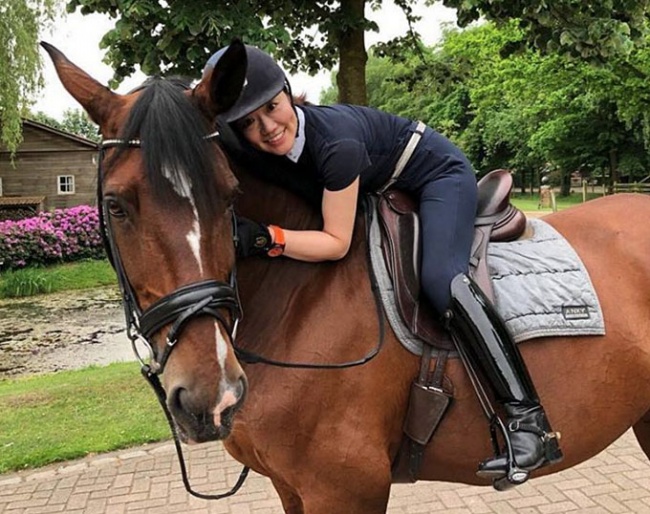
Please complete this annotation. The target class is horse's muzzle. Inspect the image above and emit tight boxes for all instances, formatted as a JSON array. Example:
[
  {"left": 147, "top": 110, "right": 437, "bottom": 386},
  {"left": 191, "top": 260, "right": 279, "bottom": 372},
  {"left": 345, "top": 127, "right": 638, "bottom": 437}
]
[{"left": 169, "top": 375, "right": 248, "bottom": 443}]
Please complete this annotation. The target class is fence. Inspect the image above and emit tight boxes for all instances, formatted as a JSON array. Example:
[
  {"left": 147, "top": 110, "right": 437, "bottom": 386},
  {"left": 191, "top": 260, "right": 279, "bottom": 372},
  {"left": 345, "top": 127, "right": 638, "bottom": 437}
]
[{"left": 612, "top": 182, "right": 650, "bottom": 194}]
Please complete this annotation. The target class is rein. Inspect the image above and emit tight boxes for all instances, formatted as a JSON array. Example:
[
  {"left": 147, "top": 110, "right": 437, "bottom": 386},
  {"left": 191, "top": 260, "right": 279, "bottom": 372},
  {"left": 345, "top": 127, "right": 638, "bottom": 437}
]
[{"left": 97, "top": 127, "right": 387, "bottom": 499}]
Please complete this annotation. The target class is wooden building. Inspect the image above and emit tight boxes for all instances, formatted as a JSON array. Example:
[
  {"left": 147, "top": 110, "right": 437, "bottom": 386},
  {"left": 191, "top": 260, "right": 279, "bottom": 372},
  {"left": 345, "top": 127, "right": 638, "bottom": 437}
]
[{"left": 0, "top": 119, "right": 98, "bottom": 215}]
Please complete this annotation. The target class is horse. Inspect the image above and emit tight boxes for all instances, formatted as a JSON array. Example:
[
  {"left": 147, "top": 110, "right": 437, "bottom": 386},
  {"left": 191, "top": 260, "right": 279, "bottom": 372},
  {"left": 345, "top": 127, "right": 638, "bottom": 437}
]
[{"left": 42, "top": 40, "right": 650, "bottom": 513}]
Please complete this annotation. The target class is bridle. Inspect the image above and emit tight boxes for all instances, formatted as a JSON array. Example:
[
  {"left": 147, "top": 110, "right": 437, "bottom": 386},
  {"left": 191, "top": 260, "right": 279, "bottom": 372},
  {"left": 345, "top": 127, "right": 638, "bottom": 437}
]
[
  {"left": 98, "top": 133, "right": 250, "bottom": 500},
  {"left": 96, "top": 115, "right": 388, "bottom": 501}
]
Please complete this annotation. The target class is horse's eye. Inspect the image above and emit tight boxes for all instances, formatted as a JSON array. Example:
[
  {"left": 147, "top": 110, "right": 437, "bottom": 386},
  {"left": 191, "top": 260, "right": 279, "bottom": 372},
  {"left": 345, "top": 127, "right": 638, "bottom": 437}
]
[{"left": 105, "top": 199, "right": 126, "bottom": 218}]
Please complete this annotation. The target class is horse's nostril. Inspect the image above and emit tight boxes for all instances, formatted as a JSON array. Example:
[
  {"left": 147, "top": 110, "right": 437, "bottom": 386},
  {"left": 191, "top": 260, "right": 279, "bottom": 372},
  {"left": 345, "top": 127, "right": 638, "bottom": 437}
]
[{"left": 170, "top": 386, "right": 189, "bottom": 415}]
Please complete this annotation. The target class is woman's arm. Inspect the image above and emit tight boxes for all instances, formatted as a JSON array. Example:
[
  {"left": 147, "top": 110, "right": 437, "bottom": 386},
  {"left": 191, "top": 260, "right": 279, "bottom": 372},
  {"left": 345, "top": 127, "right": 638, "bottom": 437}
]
[{"left": 280, "top": 177, "right": 360, "bottom": 262}]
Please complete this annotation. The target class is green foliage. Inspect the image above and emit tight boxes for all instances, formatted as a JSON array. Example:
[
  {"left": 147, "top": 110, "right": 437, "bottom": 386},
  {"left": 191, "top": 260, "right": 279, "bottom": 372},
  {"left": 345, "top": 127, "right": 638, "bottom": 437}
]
[
  {"left": 0, "top": 0, "right": 58, "bottom": 154},
  {"left": 361, "top": 20, "right": 650, "bottom": 192},
  {"left": 0, "top": 260, "right": 116, "bottom": 299},
  {"left": 0, "top": 269, "right": 54, "bottom": 297},
  {"left": 0, "top": 362, "right": 168, "bottom": 473},
  {"left": 66, "top": 0, "right": 380, "bottom": 81},
  {"left": 438, "top": 0, "right": 649, "bottom": 61},
  {"left": 30, "top": 108, "right": 100, "bottom": 141},
  {"left": 63, "top": 0, "right": 650, "bottom": 104}
]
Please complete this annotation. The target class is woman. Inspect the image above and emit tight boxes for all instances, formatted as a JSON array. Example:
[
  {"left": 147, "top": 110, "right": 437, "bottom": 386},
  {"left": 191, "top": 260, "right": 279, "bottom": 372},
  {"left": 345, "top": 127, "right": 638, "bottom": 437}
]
[{"left": 205, "top": 43, "right": 562, "bottom": 483}]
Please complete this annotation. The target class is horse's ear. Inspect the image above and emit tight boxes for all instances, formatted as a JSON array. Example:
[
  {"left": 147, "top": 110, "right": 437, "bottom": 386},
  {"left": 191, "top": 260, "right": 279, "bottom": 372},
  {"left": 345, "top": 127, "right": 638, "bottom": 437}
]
[
  {"left": 40, "top": 41, "right": 118, "bottom": 126},
  {"left": 194, "top": 39, "right": 247, "bottom": 120}
]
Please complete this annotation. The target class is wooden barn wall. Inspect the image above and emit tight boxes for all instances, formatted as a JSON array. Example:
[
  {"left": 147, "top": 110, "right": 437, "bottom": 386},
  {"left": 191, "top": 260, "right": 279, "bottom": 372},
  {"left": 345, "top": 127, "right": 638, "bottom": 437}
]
[{"left": 0, "top": 125, "right": 96, "bottom": 210}]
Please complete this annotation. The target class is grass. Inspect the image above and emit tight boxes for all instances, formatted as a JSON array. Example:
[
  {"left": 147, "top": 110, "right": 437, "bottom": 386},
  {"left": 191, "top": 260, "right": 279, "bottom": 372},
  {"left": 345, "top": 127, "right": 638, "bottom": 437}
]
[
  {"left": 510, "top": 190, "right": 604, "bottom": 212},
  {"left": 0, "top": 259, "right": 116, "bottom": 299},
  {"left": 0, "top": 362, "right": 169, "bottom": 473}
]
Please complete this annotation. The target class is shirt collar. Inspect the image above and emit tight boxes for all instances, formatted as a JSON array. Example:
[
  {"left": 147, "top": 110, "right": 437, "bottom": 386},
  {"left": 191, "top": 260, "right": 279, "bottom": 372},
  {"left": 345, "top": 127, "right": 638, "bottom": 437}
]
[{"left": 286, "top": 106, "right": 306, "bottom": 163}]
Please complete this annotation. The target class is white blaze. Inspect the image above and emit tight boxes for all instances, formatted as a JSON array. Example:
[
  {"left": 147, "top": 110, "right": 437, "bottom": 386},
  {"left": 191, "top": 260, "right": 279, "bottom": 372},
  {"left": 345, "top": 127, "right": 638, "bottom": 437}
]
[
  {"left": 215, "top": 323, "right": 228, "bottom": 370},
  {"left": 161, "top": 165, "right": 203, "bottom": 276}
]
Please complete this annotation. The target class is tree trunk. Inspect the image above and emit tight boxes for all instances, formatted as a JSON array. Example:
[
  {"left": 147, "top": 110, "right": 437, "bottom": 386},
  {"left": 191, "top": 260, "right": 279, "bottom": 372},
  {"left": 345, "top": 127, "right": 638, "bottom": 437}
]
[
  {"left": 609, "top": 148, "right": 618, "bottom": 194},
  {"left": 336, "top": 0, "right": 368, "bottom": 105},
  {"left": 560, "top": 169, "right": 571, "bottom": 196}
]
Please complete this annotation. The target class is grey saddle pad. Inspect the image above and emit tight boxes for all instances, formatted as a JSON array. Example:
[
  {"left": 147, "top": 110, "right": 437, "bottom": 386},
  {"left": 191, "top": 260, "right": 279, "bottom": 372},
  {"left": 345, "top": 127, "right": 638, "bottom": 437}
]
[
  {"left": 488, "top": 217, "right": 604, "bottom": 343},
  {"left": 369, "top": 215, "right": 605, "bottom": 356}
]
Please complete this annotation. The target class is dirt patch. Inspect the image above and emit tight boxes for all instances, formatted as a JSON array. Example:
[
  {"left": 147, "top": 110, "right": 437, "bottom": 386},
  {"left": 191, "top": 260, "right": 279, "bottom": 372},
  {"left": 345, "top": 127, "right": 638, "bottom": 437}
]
[{"left": 0, "top": 286, "right": 136, "bottom": 379}]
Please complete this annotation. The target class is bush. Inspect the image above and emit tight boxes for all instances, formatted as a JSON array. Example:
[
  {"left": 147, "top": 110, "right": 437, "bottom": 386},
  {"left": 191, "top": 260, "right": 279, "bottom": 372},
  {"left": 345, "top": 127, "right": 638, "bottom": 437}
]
[{"left": 0, "top": 206, "right": 105, "bottom": 270}]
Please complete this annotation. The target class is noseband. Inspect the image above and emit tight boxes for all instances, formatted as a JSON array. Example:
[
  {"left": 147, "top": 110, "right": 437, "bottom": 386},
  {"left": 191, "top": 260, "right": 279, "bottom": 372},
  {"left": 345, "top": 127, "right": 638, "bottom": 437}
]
[{"left": 97, "top": 133, "right": 249, "bottom": 500}]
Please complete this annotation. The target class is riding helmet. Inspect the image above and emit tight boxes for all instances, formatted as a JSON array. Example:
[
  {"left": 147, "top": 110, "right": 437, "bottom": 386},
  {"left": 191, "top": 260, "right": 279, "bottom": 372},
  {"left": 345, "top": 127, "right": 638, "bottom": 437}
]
[{"left": 205, "top": 44, "right": 289, "bottom": 123}]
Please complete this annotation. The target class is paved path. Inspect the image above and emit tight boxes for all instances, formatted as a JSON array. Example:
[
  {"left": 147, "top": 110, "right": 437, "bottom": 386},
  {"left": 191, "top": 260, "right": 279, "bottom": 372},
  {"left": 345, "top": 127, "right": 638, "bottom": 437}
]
[{"left": 1, "top": 430, "right": 650, "bottom": 513}]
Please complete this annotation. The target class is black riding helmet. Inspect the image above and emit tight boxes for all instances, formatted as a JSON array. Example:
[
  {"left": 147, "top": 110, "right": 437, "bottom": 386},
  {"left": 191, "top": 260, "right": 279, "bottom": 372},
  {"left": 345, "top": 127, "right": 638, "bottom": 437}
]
[{"left": 205, "top": 44, "right": 290, "bottom": 123}]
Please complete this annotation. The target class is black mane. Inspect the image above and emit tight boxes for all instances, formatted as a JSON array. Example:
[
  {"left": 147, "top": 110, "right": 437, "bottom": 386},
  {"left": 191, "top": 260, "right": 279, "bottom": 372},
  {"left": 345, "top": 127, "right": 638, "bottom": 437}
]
[{"left": 111, "top": 77, "right": 231, "bottom": 219}]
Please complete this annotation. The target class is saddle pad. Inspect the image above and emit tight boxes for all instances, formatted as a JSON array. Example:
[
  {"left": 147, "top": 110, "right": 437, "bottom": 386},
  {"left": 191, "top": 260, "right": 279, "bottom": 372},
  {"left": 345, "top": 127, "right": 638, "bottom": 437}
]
[
  {"left": 488, "top": 217, "right": 605, "bottom": 343},
  {"left": 368, "top": 209, "right": 605, "bottom": 356}
]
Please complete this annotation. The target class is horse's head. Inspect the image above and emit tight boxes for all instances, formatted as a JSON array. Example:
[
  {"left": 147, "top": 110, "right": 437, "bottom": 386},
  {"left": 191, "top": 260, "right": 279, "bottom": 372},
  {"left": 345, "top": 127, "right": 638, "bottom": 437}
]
[{"left": 42, "top": 41, "right": 252, "bottom": 443}]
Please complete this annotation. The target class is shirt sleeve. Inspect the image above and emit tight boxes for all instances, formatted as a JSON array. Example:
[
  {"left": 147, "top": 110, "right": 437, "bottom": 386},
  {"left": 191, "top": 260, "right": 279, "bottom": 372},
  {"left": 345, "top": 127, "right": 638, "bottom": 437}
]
[{"left": 320, "top": 139, "right": 371, "bottom": 191}]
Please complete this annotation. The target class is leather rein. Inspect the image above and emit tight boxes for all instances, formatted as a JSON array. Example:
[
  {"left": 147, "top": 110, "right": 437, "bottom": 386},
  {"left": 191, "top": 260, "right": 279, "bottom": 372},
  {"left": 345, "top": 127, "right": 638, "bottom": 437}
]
[{"left": 96, "top": 128, "right": 387, "bottom": 500}]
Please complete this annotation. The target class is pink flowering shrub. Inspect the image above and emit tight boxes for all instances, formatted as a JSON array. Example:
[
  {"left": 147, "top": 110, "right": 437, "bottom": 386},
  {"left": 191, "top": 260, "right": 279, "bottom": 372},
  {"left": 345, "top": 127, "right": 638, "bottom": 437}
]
[{"left": 0, "top": 206, "right": 105, "bottom": 269}]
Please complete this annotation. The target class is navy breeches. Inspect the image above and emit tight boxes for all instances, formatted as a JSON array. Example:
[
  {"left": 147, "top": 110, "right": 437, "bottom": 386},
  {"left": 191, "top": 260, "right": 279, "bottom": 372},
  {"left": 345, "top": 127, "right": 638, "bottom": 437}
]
[
  {"left": 395, "top": 129, "right": 478, "bottom": 314},
  {"left": 417, "top": 168, "right": 477, "bottom": 313}
]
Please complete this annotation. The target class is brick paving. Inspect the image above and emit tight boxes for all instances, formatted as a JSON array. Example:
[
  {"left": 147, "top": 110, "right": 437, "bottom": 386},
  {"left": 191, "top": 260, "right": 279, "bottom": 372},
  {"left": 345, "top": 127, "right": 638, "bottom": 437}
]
[{"left": 1, "top": 430, "right": 650, "bottom": 513}]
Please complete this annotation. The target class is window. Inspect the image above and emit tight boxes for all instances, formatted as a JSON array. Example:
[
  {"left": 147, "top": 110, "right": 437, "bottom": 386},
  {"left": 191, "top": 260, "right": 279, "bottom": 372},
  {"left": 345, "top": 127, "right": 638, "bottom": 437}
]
[{"left": 57, "top": 175, "right": 75, "bottom": 195}]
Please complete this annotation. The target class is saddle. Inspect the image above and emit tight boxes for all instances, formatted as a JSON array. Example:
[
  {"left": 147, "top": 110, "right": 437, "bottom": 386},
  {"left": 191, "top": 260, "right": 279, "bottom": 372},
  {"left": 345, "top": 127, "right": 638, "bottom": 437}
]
[
  {"left": 378, "top": 168, "right": 526, "bottom": 350},
  {"left": 377, "top": 169, "right": 527, "bottom": 482}
]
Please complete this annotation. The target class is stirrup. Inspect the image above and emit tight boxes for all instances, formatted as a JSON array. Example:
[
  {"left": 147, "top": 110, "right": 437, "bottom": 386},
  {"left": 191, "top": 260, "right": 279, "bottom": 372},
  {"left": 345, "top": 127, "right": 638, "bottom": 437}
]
[
  {"left": 477, "top": 415, "right": 531, "bottom": 491},
  {"left": 477, "top": 415, "right": 562, "bottom": 491}
]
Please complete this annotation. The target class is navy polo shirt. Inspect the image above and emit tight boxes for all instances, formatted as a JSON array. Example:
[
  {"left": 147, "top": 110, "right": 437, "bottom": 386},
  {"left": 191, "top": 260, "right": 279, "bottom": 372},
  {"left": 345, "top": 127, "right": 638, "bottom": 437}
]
[{"left": 297, "top": 104, "right": 413, "bottom": 192}]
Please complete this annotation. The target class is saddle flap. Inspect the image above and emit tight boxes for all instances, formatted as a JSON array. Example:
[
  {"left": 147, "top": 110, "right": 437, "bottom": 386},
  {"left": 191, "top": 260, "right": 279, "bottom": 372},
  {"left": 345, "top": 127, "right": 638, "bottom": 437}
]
[{"left": 378, "top": 191, "right": 455, "bottom": 351}]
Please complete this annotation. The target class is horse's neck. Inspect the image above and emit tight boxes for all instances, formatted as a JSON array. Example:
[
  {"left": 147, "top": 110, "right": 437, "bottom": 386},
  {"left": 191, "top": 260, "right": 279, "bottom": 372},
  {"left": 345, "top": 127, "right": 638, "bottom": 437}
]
[{"left": 233, "top": 167, "right": 368, "bottom": 355}]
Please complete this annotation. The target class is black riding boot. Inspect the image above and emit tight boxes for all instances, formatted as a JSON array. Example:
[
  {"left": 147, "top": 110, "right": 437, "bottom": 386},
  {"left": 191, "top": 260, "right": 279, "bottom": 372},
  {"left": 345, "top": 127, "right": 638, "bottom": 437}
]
[{"left": 447, "top": 274, "right": 563, "bottom": 479}]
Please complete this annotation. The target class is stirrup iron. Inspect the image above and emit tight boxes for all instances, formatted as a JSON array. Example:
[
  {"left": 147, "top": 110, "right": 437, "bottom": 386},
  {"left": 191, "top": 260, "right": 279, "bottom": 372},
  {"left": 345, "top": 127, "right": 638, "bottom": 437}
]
[{"left": 478, "top": 415, "right": 530, "bottom": 490}]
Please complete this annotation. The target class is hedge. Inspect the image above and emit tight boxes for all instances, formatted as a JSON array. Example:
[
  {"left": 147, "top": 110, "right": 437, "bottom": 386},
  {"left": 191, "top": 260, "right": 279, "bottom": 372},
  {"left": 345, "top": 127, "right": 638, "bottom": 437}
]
[{"left": 0, "top": 206, "right": 105, "bottom": 270}]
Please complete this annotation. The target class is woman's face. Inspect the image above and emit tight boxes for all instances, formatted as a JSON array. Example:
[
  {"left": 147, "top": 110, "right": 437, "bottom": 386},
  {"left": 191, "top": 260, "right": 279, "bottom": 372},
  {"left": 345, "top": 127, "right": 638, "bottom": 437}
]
[{"left": 235, "top": 92, "right": 297, "bottom": 156}]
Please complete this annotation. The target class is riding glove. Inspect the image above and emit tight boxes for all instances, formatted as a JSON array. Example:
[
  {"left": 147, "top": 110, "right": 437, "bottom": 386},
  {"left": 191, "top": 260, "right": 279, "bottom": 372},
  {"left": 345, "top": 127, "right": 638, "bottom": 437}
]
[{"left": 235, "top": 216, "right": 273, "bottom": 257}]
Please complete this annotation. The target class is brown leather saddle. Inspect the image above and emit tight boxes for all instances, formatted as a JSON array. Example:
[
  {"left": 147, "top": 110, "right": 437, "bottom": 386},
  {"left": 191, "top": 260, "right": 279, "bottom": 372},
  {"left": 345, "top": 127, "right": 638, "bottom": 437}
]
[
  {"left": 378, "top": 168, "right": 526, "bottom": 351},
  {"left": 376, "top": 168, "right": 527, "bottom": 482}
]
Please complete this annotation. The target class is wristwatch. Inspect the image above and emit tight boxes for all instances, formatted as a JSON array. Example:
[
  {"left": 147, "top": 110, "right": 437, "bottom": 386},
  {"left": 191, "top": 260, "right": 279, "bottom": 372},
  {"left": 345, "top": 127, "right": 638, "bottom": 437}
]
[{"left": 267, "top": 225, "right": 286, "bottom": 257}]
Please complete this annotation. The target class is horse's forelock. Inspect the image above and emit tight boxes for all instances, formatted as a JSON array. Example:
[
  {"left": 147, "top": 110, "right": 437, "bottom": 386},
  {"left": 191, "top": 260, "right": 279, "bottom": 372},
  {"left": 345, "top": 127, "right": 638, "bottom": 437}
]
[{"left": 113, "top": 77, "right": 234, "bottom": 220}]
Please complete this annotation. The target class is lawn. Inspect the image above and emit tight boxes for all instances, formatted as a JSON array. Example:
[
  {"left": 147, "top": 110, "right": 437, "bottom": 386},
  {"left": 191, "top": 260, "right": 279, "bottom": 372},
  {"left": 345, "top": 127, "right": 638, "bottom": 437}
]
[
  {"left": 0, "top": 362, "right": 169, "bottom": 473},
  {"left": 510, "top": 189, "right": 605, "bottom": 212},
  {"left": 0, "top": 259, "right": 116, "bottom": 298}
]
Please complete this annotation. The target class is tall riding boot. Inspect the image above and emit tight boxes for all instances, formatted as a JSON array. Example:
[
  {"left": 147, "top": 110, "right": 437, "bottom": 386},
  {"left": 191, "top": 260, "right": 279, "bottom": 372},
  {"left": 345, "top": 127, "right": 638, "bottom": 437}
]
[{"left": 446, "top": 274, "right": 563, "bottom": 478}]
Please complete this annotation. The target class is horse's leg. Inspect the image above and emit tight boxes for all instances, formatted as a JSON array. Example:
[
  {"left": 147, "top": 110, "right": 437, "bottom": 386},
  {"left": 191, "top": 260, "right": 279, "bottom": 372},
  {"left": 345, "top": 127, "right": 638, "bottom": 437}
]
[
  {"left": 296, "top": 465, "right": 392, "bottom": 514},
  {"left": 301, "top": 485, "right": 391, "bottom": 514},
  {"left": 270, "top": 478, "right": 305, "bottom": 514},
  {"left": 633, "top": 410, "right": 650, "bottom": 461}
]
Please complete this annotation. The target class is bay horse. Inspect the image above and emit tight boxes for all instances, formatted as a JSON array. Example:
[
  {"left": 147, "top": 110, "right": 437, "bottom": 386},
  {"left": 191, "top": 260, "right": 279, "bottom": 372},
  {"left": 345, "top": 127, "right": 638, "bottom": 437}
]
[{"left": 43, "top": 40, "right": 650, "bottom": 513}]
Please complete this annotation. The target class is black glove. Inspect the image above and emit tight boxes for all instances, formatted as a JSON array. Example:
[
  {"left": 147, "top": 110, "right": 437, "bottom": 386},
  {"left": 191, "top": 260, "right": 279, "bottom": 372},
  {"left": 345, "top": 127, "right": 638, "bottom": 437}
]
[{"left": 235, "top": 216, "right": 272, "bottom": 258}]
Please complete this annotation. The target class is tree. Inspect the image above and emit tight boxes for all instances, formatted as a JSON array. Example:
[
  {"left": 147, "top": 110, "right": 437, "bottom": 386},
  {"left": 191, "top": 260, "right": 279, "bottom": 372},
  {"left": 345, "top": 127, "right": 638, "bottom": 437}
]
[
  {"left": 0, "top": 0, "right": 58, "bottom": 154},
  {"left": 440, "top": 0, "right": 650, "bottom": 61},
  {"left": 344, "top": 21, "right": 650, "bottom": 194},
  {"left": 67, "top": 0, "right": 409, "bottom": 104},
  {"left": 66, "top": 0, "right": 650, "bottom": 105}
]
